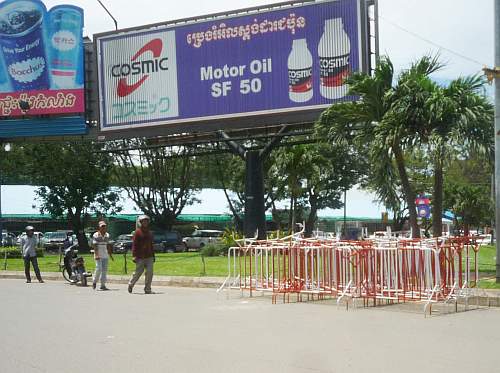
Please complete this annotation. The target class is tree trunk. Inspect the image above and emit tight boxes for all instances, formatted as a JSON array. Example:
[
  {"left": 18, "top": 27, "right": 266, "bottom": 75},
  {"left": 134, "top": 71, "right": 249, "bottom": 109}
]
[
  {"left": 155, "top": 213, "right": 176, "bottom": 231},
  {"left": 393, "top": 143, "right": 420, "bottom": 238},
  {"left": 70, "top": 212, "right": 89, "bottom": 252},
  {"left": 304, "top": 198, "right": 318, "bottom": 238},
  {"left": 392, "top": 212, "right": 406, "bottom": 232},
  {"left": 271, "top": 203, "right": 282, "bottom": 232},
  {"left": 432, "top": 153, "right": 444, "bottom": 237}
]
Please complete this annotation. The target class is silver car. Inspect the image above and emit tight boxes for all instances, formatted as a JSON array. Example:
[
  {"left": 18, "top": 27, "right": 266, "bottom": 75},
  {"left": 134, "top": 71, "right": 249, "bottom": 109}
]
[{"left": 182, "top": 230, "right": 223, "bottom": 251}]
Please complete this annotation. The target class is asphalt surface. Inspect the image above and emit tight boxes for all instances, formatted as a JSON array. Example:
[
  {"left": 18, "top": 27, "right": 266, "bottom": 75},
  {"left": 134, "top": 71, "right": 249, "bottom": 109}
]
[{"left": 1, "top": 279, "right": 500, "bottom": 373}]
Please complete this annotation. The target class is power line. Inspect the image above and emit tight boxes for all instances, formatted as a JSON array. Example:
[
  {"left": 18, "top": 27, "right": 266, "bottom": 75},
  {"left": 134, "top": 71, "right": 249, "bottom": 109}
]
[{"left": 379, "top": 14, "right": 488, "bottom": 68}]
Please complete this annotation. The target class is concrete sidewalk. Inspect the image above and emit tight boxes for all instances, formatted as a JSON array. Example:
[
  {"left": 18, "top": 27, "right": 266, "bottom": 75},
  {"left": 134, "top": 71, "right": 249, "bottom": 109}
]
[{"left": 0, "top": 270, "right": 225, "bottom": 288}]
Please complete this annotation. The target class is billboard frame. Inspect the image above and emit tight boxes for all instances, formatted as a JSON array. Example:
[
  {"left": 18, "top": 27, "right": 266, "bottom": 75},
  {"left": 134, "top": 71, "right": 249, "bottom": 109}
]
[{"left": 93, "top": 0, "right": 372, "bottom": 140}]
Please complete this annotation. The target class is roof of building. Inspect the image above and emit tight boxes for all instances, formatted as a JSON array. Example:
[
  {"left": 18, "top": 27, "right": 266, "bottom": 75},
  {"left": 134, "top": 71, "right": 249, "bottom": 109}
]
[{"left": 1, "top": 213, "right": 382, "bottom": 223}]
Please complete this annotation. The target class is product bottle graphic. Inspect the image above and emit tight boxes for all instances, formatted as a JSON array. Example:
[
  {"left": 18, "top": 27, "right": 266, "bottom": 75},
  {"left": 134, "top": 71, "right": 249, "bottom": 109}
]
[
  {"left": 288, "top": 38, "right": 313, "bottom": 103},
  {"left": 48, "top": 5, "right": 84, "bottom": 89},
  {"left": 318, "top": 18, "right": 351, "bottom": 100},
  {"left": 0, "top": 53, "right": 11, "bottom": 93}
]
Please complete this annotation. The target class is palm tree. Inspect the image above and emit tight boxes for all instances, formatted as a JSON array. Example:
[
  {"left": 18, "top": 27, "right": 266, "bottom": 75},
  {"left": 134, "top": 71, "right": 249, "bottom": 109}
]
[
  {"left": 401, "top": 75, "right": 493, "bottom": 236},
  {"left": 430, "top": 77, "right": 493, "bottom": 236},
  {"left": 317, "top": 56, "right": 443, "bottom": 238}
]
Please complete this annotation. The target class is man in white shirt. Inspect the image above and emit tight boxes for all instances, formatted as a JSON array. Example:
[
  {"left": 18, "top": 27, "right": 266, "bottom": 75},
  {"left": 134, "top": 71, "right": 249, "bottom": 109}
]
[
  {"left": 92, "top": 221, "right": 113, "bottom": 290},
  {"left": 20, "top": 226, "right": 43, "bottom": 283}
]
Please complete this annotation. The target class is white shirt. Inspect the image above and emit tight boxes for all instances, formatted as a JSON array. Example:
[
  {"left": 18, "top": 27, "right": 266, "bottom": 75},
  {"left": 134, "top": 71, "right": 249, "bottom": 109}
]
[
  {"left": 92, "top": 231, "right": 110, "bottom": 259},
  {"left": 20, "top": 235, "right": 37, "bottom": 257}
]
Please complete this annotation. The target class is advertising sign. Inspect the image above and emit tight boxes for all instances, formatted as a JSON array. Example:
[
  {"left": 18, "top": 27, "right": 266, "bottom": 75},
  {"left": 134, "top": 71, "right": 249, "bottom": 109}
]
[
  {"left": 0, "top": 0, "right": 84, "bottom": 117},
  {"left": 97, "top": 0, "right": 363, "bottom": 132},
  {"left": 416, "top": 194, "right": 431, "bottom": 219}
]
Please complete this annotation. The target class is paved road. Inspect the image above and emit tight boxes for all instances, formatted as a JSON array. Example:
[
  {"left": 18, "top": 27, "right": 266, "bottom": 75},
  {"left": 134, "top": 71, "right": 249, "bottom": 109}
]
[{"left": 1, "top": 279, "right": 500, "bottom": 373}]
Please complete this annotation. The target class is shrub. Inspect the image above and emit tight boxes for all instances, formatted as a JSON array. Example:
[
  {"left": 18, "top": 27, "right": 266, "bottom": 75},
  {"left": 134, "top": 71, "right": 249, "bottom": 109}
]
[
  {"left": 0, "top": 247, "right": 45, "bottom": 258},
  {"left": 221, "top": 228, "right": 244, "bottom": 248},
  {"left": 200, "top": 244, "right": 223, "bottom": 257},
  {"left": 267, "top": 230, "right": 289, "bottom": 239}
]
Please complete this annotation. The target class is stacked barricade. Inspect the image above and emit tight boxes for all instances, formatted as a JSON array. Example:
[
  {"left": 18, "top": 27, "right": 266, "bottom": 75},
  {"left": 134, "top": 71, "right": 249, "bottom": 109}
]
[{"left": 217, "top": 232, "right": 483, "bottom": 314}]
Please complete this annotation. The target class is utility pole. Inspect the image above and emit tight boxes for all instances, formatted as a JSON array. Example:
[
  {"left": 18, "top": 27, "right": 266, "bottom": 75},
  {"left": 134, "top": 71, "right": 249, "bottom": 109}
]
[
  {"left": 486, "top": 0, "right": 500, "bottom": 282},
  {"left": 494, "top": 0, "right": 500, "bottom": 283},
  {"left": 484, "top": 1, "right": 500, "bottom": 282}
]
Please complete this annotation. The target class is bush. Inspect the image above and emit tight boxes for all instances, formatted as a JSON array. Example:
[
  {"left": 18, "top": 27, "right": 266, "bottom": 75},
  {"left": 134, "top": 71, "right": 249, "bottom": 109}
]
[
  {"left": 221, "top": 228, "right": 244, "bottom": 248},
  {"left": 267, "top": 230, "right": 289, "bottom": 239},
  {"left": 0, "top": 247, "right": 45, "bottom": 258},
  {"left": 200, "top": 244, "right": 223, "bottom": 257}
]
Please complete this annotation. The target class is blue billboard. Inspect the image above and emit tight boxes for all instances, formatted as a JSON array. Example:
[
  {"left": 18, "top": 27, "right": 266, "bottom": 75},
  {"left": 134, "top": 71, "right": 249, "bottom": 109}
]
[
  {"left": 97, "top": 0, "right": 363, "bottom": 132},
  {"left": 0, "top": 0, "right": 85, "bottom": 118}
]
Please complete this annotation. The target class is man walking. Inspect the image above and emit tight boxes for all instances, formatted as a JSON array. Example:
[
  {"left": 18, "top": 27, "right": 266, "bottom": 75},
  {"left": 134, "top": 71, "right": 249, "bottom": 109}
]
[
  {"left": 92, "top": 221, "right": 113, "bottom": 291},
  {"left": 20, "top": 226, "right": 43, "bottom": 283},
  {"left": 128, "top": 215, "right": 154, "bottom": 294}
]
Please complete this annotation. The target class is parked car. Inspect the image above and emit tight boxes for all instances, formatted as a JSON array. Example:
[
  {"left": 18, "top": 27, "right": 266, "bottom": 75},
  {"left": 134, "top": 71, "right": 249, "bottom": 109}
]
[
  {"left": 42, "top": 231, "right": 70, "bottom": 252},
  {"left": 182, "top": 230, "right": 223, "bottom": 251},
  {"left": 16, "top": 232, "right": 44, "bottom": 247},
  {"left": 1, "top": 231, "right": 17, "bottom": 246},
  {"left": 152, "top": 231, "right": 184, "bottom": 253},
  {"left": 113, "top": 234, "right": 133, "bottom": 254},
  {"left": 153, "top": 231, "right": 185, "bottom": 253}
]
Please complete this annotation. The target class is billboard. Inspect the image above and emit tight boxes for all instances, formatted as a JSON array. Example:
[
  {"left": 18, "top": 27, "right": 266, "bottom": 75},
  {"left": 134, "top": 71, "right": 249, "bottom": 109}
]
[
  {"left": 0, "top": 0, "right": 84, "bottom": 118},
  {"left": 97, "top": 0, "right": 364, "bottom": 133}
]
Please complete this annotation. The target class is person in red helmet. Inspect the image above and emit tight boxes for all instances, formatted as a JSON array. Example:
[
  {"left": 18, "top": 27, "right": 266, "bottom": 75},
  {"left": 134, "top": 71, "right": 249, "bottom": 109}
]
[{"left": 128, "top": 215, "right": 155, "bottom": 294}]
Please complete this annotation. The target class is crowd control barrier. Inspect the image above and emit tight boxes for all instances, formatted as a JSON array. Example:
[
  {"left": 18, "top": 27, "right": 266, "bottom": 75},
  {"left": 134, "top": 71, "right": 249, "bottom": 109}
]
[{"left": 217, "top": 231, "right": 485, "bottom": 315}]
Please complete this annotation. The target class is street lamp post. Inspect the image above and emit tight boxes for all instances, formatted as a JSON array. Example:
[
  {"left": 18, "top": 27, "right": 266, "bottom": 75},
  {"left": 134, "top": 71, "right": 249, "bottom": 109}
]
[
  {"left": 96, "top": 0, "right": 118, "bottom": 30},
  {"left": 494, "top": 0, "right": 500, "bottom": 283},
  {"left": 0, "top": 143, "right": 11, "bottom": 254}
]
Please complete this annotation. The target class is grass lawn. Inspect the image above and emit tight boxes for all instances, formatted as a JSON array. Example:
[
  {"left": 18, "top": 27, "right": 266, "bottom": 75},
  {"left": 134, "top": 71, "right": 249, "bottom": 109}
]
[{"left": 0, "top": 252, "right": 229, "bottom": 277}]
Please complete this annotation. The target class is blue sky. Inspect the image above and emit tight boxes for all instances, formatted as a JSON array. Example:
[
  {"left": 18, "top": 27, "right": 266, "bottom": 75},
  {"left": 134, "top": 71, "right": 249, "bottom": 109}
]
[{"left": 1, "top": 186, "right": 384, "bottom": 217}]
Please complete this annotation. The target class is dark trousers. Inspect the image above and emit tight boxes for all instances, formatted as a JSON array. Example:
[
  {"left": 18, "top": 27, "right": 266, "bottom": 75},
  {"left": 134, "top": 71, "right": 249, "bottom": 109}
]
[{"left": 23, "top": 256, "right": 42, "bottom": 282}]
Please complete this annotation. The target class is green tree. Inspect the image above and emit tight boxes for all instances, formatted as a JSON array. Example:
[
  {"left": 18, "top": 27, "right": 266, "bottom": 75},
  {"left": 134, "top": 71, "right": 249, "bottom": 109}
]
[
  {"left": 397, "top": 73, "right": 493, "bottom": 236},
  {"left": 0, "top": 143, "right": 35, "bottom": 185},
  {"left": 444, "top": 154, "right": 493, "bottom": 235},
  {"left": 269, "top": 142, "right": 360, "bottom": 237},
  {"left": 317, "top": 56, "right": 442, "bottom": 237},
  {"left": 111, "top": 140, "right": 199, "bottom": 230},
  {"left": 444, "top": 183, "right": 491, "bottom": 235},
  {"left": 31, "top": 142, "right": 120, "bottom": 250}
]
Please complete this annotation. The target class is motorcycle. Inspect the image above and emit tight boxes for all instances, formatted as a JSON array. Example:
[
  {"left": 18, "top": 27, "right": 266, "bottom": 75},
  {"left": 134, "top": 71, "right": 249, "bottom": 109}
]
[{"left": 62, "top": 244, "right": 92, "bottom": 286}]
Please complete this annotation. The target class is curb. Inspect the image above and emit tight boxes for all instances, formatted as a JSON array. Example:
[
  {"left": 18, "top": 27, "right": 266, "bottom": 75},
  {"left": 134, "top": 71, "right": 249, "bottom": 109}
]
[
  {"left": 0, "top": 271, "right": 225, "bottom": 289},
  {"left": 2, "top": 272, "right": 500, "bottom": 308}
]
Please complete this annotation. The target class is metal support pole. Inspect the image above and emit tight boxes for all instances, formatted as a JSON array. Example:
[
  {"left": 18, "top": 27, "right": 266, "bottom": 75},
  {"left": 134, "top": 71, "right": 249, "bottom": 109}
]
[
  {"left": 245, "top": 151, "right": 266, "bottom": 239},
  {"left": 219, "top": 127, "right": 291, "bottom": 240},
  {"left": 374, "top": 0, "right": 380, "bottom": 61},
  {"left": 96, "top": 0, "right": 118, "bottom": 30},
  {"left": 0, "top": 152, "right": 3, "bottom": 250},
  {"left": 343, "top": 189, "right": 347, "bottom": 239},
  {"left": 495, "top": 0, "right": 500, "bottom": 283}
]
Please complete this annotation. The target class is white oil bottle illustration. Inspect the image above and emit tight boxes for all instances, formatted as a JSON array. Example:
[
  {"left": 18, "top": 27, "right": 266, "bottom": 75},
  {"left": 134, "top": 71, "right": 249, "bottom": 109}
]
[
  {"left": 318, "top": 18, "right": 351, "bottom": 99},
  {"left": 288, "top": 38, "right": 313, "bottom": 103}
]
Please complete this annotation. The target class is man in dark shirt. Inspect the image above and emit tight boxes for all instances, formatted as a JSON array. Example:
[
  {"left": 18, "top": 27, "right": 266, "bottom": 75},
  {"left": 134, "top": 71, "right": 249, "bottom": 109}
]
[{"left": 128, "top": 215, "right": 155, "bottom": 294}]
